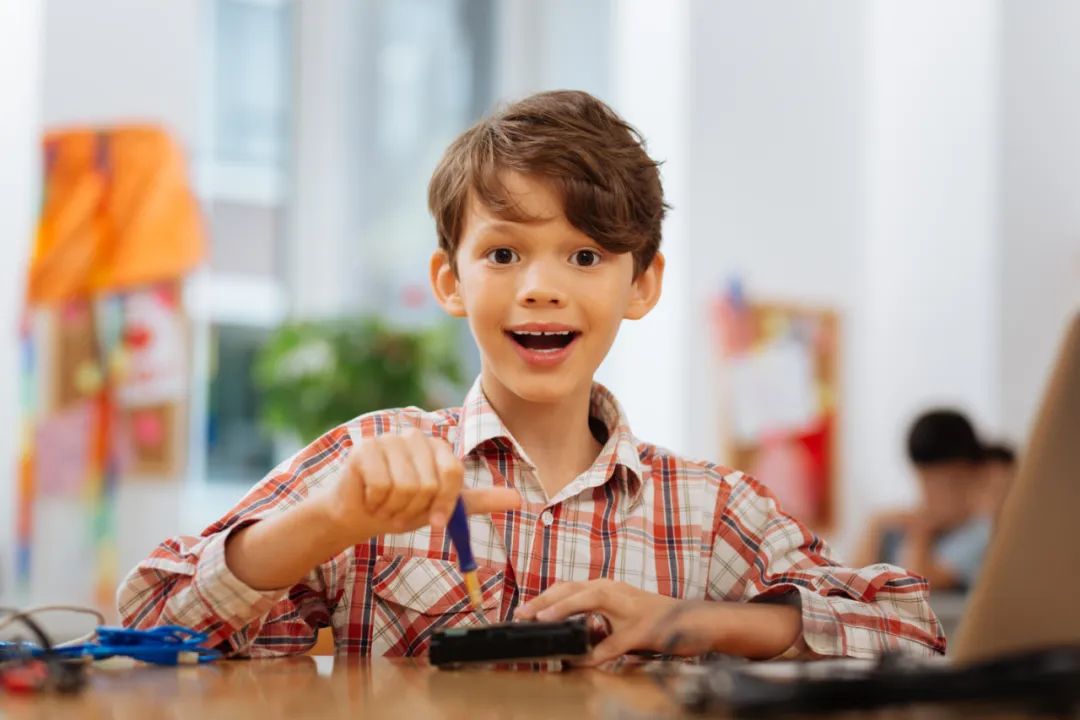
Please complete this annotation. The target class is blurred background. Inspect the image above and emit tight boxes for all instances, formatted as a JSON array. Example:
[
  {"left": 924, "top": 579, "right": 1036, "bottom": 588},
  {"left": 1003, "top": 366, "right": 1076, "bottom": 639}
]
[{"left": 1, "top": 0, "right": 1078, "bottom": 642}]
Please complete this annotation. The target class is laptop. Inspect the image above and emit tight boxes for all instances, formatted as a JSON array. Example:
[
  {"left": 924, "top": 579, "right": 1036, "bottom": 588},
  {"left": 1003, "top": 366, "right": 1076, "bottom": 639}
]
[{"left": 951, "top": 311, "right": 1080, "bottom": 663}]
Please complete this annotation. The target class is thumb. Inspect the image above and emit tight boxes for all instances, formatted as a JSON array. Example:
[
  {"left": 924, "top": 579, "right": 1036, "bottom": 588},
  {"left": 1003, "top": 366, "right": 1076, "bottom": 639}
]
[{"left": 461, "top": 487, "right": 522, "bottom": 515}]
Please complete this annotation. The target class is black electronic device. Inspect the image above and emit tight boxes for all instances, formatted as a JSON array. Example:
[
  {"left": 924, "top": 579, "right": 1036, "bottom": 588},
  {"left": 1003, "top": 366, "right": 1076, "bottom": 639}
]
[{"left": 430, "top": 616, "right": 604, "bottom": 668}]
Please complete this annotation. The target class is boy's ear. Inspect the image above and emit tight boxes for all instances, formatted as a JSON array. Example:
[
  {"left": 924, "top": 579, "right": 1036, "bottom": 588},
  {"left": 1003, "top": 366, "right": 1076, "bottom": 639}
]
[
  {"left": 430, "top": 250, "right": 466, "bottom": 317},
  {"left": 624, "top": 252, "right": 665, "bottom": 320}
]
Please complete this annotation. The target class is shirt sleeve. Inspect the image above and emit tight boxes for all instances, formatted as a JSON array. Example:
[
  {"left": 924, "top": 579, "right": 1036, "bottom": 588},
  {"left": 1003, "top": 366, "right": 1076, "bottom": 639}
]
[
  {"left": 116, "top": 426, "right": 354, "bottom": 657},
  {"left": 706, "top": 471, "right": 947, "bottom": 659}
]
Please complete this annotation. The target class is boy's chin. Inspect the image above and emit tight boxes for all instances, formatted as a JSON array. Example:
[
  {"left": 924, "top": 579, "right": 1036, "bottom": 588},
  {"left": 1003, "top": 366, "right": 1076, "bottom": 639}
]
[{"left": 497, "top": 369, "right": 591, "bottom": 404}]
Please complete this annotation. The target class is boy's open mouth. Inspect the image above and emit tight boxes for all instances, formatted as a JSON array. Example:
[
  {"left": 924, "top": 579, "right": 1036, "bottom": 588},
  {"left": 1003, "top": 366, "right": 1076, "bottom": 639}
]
[{"left": 505, "top": 330, "right": 580, "bottom": 351}]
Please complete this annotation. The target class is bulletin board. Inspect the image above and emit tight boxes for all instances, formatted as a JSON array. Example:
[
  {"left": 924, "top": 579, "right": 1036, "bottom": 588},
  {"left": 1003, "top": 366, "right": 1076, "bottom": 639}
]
[
  {"left": 36, "top": 284, "right": 189, "bottom": 481},
  {"left": 714, "top": 293, "right": 841, "bottom": 532}
]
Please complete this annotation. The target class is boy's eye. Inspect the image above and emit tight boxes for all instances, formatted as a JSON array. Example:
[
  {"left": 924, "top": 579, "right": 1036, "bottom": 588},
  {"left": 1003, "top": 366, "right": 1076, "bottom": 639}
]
[
  {"left": 571, "top": 249, "right": 602, "bottom": 267},
  {"left": 486, "top": 248, "right": 519, "bottom": 265}
]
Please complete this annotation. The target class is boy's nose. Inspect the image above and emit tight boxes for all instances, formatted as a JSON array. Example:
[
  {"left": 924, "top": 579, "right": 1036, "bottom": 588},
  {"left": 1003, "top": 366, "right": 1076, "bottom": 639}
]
[
  {"left": 517, "top": 272, "right": 567, "bottom": 307},
  {"left": 517, "top": 260, "right": 568, "bottom": 307},
  {"left": 519, "top": 286, "right": 566, "bottom": 307}
]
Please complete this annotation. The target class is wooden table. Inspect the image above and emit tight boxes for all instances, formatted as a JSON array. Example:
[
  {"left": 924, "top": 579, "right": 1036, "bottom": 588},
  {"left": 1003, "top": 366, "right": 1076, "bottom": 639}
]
[
  {"left": 0, "top": 656, "right": 1054, "bottom": 719},
  {"left": 0, "top": 656, "right": 678, "bottom": 720}
]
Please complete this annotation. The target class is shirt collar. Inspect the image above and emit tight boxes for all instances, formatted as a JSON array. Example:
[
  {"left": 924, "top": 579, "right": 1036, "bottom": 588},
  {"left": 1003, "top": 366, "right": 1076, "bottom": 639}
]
[
  {"left": 452, "top": 375, "right": 523, "bottom": 462},
  {"left": 453, "top": 376, "right": 645, "bottom": 503}
]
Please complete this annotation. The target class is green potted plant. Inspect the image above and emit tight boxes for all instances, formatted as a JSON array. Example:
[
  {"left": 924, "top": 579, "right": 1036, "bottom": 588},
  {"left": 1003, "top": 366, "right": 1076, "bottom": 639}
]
[{"left": 253, "top": 315, "right": 467, "bottom": 445}]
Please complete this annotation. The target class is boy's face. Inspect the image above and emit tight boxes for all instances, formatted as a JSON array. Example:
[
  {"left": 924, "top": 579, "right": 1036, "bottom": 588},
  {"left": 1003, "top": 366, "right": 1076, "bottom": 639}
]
[
  {"left": 431, "top": 171, "right": 663, "bottom": 405},
  {"left": 915, "top": 461, "right": 982, "bottom": 529}
]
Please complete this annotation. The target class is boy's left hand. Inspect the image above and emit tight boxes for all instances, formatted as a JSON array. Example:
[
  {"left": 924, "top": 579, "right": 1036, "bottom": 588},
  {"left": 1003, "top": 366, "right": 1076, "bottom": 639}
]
[
  {"left": 514, "top": 580, "right": 716, "bottom": 665},
  {"left": 514, "top": 579, "right": 803, "bottom": 665}
]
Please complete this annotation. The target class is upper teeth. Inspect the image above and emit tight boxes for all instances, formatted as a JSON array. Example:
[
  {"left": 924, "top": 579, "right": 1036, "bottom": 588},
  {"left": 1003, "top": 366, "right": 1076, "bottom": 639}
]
[{"left": 513, "top": 330, "right": 573, "bottom": 335}]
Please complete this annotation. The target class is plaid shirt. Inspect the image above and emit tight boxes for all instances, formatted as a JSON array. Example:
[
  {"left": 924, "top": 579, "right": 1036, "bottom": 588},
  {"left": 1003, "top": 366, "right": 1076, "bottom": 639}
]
[{"left": 118, "top": 378, "right": 945, "bottom": 659}]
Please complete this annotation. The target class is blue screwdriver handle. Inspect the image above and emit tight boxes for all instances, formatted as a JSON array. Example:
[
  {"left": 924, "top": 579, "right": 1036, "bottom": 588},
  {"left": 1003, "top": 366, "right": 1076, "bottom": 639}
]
[{"left": 447, "top": 497, "right": 477, "bottom": 573}]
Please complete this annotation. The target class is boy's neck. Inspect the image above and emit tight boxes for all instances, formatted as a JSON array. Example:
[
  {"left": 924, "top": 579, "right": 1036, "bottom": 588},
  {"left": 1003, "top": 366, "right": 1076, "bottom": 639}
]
[{"left": 479, "top": 371, "right": 604, "bottom": 500}]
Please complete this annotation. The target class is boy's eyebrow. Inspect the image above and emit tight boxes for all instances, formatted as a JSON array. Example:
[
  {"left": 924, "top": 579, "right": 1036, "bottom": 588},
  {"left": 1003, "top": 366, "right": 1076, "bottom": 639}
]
[
  {"left": 471, "top": 216, "right": 557, "bottom": 237},
  {"left": 473, "top": 220, "right": 521, "bottom": 234}
]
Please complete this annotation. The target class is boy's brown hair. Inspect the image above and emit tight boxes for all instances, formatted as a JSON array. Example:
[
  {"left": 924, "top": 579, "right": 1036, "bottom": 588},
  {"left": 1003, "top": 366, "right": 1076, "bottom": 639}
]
[{"left": 428, "top": 90, "right": 666, "bottom": 277}]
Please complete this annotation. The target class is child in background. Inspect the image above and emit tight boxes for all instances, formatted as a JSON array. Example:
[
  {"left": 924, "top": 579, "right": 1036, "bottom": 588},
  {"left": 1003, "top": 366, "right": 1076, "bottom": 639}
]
[{"left": 856, "top": 410, "right": 992, "bottom": 591}]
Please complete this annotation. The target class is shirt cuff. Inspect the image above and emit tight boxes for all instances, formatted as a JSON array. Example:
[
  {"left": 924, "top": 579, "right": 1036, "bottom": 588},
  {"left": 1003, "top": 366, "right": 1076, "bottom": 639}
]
[
  {"left": 754, "top": 583, "right": 898, "bottom": 659},
  {"left": 190, "top": 519, "right": 291, "bottom": 634}
]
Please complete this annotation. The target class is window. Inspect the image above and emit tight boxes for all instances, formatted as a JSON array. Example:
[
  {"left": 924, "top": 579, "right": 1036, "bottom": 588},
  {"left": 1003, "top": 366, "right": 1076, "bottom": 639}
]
[
  {"left": 189, "top": 0, "right": 295, "bottom": 497},
  {"left": 205, "top": 324, "right": 277, "bottom": 484}
]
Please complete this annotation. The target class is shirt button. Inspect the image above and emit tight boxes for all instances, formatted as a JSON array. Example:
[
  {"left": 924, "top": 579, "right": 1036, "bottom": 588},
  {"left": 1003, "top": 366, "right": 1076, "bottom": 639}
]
[{"left": 540, "top": 510, "right": 554, "bottom": 527}]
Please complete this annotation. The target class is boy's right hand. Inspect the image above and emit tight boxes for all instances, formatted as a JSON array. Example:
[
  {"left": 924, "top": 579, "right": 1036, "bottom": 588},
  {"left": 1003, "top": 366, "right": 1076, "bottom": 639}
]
[{"left": 316, "top": 428, "right": 521, "bottom": 546}]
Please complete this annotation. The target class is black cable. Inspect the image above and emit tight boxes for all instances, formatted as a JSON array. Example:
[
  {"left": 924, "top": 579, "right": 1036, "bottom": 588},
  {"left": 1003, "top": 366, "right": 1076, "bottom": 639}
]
[
  {"left": 0, "top": 607, "right": 86, "bottom": 694},
  {"left": 0, "top": 606, "right": 54, "bottom": 651}
]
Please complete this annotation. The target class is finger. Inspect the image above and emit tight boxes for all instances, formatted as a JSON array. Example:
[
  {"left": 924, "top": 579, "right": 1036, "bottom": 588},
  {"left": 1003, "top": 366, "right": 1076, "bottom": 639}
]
[
  {"left": 535, "top": 585, "right": 622, "bottom": 623},
  {"left": 357, "top": 442, "right": 393, "bottom": 511},
  {"left": 380, "top": 436, "right": 420, "bottom": 519},
  {"left": 398, "top": 430, "right": 439, "bottom": 521},
  {"left": 429, "top": 438, "right": 464, "bottom": 529},
  {"left": 460, "top": 487, "right": 521, "bottom": 515},
  {"left": 587, "top": 624, "right": 649, "bottom": 666},
  {"left": 514, "top": 581, "right": 585, "bottom": 620},
  {"left": 586, "top": 616, "right": 659, "bottom": 666}
]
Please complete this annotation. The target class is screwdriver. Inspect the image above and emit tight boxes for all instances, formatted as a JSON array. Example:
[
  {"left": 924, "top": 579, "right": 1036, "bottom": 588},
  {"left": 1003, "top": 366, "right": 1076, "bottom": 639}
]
[{"left": 446, "top": 496, "right": 488, "bottom": 623}]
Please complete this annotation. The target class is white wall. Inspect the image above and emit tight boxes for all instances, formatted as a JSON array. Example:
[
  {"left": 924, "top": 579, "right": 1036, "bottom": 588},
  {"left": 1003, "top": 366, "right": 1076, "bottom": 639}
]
[
  {"left": 497, "top": 0, "right": 611, "bottom": 104},
  {"left": 290, "top": 0, "right": 356, "bottom": 318},
  {"left": 42, "top": 0, "right": 200, "bottom": 147},
  {"left": 0, "top": 0, "right": 43, "bottom": 604},
  {"left": 596, "top": 0, "right": 691, "bottom": 453},
  {"left": 1000, "top": 0, "right": 1080, "bottom": 446}
]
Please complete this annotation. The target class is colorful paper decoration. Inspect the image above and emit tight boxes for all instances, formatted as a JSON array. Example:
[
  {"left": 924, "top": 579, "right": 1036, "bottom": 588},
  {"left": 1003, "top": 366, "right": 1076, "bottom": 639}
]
[
  {"left": 27, "top": 127, "right": 205, "bottom": 303},
  {"left": 17, "top": 126, "right": 205, "bottom": 606}
]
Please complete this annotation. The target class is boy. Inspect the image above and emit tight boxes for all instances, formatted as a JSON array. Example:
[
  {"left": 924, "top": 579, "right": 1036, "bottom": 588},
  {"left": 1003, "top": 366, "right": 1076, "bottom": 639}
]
[
  {"left": 855, "top": 409, "right": 989, "bottom": 592},
  {"left": 118, "top": 91, "right": 944, "bottom": 663}
]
